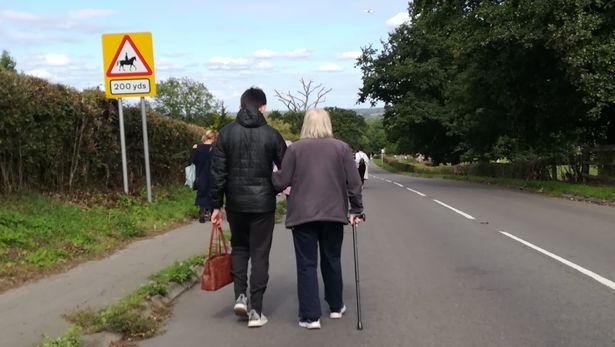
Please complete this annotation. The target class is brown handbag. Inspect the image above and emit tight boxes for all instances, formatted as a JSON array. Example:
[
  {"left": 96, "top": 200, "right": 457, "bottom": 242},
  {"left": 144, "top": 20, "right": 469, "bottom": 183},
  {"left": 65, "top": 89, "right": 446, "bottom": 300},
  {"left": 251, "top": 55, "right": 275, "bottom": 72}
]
[{"left": 201, "top": 225, "right": 233, "bottom": 291}]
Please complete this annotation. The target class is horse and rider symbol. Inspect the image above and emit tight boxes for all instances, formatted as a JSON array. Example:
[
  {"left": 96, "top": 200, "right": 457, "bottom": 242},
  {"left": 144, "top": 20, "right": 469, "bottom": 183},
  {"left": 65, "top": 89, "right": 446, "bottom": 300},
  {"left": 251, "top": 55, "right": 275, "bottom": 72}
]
[{"left": 117, "top": 52, "right": 137, "bottom": 71}]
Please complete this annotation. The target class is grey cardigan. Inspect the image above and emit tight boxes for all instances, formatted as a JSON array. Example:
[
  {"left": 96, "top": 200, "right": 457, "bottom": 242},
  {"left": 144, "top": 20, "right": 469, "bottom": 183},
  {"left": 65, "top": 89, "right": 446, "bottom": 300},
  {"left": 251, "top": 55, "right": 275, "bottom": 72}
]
[{"left": 272, "top": 138, "right": 363, "bottom": 228}]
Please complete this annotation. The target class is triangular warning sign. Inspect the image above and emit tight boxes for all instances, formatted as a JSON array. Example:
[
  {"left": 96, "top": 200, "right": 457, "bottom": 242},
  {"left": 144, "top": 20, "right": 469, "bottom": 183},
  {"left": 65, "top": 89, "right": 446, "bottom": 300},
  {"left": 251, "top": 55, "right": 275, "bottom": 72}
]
[{"left": 106, "top": 35, "right": 153, "bottom": 77}]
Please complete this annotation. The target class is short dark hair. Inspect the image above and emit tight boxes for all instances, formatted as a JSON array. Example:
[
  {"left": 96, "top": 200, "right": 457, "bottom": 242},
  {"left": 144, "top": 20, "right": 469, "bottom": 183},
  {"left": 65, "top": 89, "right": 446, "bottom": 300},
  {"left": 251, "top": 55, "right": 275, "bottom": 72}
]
[{"left": 240, "top": 87, "right": 267, "bottom": 109}]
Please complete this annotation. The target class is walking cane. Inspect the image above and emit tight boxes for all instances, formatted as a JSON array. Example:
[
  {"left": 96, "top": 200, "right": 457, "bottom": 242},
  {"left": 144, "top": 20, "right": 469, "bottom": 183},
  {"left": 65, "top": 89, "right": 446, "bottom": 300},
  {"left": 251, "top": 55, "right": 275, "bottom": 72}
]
[{"left": 352, "top": 214, "right": 366, "bottom": 330}]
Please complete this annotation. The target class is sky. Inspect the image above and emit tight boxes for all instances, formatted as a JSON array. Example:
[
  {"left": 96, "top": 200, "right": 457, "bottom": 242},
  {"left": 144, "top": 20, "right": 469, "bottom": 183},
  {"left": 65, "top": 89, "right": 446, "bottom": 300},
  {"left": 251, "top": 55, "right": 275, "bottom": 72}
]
[{"left": 0, "top": 0, "right": 411, "bottom": 111}]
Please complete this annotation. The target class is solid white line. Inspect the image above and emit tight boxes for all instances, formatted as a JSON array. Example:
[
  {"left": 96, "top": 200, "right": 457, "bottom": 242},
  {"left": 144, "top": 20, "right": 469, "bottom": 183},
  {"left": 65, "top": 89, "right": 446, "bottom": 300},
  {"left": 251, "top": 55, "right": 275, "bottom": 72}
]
[
  {"left": 406, "top": 187, "right": 427, "bottom": 197},
  {"left": 499, "top": 231, "right": 615, "bottom": 292},
  {"left": 433, "top": 199, "right": 476, "bottom": 220},
  {"left": 394, "top": 182, "right": 404, "bottom": 187}
]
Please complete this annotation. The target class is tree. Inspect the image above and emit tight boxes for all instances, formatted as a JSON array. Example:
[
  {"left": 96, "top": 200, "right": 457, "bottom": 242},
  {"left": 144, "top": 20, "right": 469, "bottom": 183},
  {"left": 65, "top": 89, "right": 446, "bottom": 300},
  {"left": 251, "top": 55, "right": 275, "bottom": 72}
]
[
  {"left": 274, "top": 78, "right": 332, "bottom": 112},
  {"left": 364, "top": 117, "right": 391, "bottom": 156},
  {"left": 358, "top": 0, "right": 615, "bottom": 166},
  {"left": 326, "top": 107, "right": 367, "bottom": 150},
  {"left": 268, "top": 110, "right": 305, "bottom": 134},
  {"left": 153, "top": 77, "right": 218, "bottom": 125},
  {"left": 0, "top": 50, "right": 16, "bottom": 71}
]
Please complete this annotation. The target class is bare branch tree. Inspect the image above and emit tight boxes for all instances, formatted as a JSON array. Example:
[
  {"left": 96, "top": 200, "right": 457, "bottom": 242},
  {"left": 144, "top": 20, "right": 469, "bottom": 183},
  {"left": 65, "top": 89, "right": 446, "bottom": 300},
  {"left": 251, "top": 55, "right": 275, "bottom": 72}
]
[{"left": 274, "top": 78, "right": 332, "bottom": 112}]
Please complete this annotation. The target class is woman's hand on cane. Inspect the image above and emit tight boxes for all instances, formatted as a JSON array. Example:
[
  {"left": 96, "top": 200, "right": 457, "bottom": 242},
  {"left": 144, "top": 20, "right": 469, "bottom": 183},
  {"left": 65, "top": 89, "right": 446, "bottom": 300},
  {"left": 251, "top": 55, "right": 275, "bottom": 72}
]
[{"left": 349, "top": 213, "right": 364, "bottom": 226}]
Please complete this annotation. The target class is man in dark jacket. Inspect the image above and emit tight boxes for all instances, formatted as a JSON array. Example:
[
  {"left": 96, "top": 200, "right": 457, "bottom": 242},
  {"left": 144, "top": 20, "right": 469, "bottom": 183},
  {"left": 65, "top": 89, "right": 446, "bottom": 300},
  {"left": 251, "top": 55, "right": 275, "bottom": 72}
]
[{"left": 209, "top": 87, "right": 286, "bottom": 328}]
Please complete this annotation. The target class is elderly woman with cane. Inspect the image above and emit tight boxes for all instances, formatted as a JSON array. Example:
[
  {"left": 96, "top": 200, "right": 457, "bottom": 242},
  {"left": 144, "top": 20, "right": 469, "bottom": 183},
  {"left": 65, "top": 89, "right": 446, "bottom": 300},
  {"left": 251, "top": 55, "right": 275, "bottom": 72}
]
[{"left": 273, "top": 108, "right": 364, "bottom": 329}]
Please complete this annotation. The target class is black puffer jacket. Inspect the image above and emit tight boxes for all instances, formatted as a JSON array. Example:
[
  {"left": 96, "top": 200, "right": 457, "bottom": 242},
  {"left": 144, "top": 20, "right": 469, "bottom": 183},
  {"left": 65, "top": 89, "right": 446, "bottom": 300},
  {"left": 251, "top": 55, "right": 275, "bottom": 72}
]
[{"left": 209, "top": 107, "right": 287, "bottom": 213}]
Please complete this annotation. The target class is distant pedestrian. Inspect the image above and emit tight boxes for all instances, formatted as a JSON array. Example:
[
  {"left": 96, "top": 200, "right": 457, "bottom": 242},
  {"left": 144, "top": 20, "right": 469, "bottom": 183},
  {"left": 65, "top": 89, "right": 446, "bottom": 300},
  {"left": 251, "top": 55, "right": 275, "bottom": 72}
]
[
  {"left": 192, "top": 130, "right": 217, "bottom": 223},
  {"left": 209, "top": 87, "right": 287, "bottom": 328},
  {"left": 272, "top": 108, "right": 364, "bottom": 329},
  {"left": 355, "top": 148, "right": 369, "bottom": 185}
]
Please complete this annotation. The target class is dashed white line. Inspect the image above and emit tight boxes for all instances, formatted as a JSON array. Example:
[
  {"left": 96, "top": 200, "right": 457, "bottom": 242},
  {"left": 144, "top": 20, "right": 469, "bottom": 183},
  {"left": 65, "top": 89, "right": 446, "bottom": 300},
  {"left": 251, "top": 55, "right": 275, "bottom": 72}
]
[
  {"left": 384, "top": 179, "right": 392, "bottom": 183},
  {"left": 393, "top": 182, "right": 404, "bottom": 187},
  {"left": 406, "top": 187, "right": 427, "bottom": 197},
  {"left": 433, "top": 199, "right": 476, "bottom": 220},
  {"left": 499, "top": 231, "right": 615, "bottom": 292}
]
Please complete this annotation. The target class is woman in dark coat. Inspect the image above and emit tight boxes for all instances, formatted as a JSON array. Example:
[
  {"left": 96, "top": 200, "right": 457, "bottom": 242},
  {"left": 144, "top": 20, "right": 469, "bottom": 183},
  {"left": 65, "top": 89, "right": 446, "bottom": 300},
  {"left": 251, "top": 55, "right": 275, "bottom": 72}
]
[{"left": 192, "top": 130, "right": 217, "bottom": 223}]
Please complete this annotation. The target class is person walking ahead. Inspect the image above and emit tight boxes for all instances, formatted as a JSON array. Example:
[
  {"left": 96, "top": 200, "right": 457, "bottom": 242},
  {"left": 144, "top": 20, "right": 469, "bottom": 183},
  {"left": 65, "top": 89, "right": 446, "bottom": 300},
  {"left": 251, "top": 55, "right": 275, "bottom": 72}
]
[
  {"left": 272, "top": 108, "right": 364, "bottom": 329},
  {"left": 209, "top": 87, "right": 287, "bottom": 328},
  {"left": 192, "top": 130, "right": 217, "bottom": 223}
]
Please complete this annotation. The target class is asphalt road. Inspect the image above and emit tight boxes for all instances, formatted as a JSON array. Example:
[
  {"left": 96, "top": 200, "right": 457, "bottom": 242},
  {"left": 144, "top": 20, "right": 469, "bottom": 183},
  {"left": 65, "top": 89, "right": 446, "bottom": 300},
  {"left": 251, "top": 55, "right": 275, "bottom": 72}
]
[{"left": 141, "top": 164, "right": 615, "bottom": 347}]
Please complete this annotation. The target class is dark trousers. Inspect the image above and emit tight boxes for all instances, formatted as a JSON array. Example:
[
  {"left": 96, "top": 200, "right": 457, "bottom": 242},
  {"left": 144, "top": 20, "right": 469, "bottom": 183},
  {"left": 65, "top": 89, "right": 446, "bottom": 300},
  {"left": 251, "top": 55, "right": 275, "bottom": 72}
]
[
  {"left": 358, "top": 165, "right": 366, "bottom": 184},
  {"left": 226, "top": 211, "right": 275, "bottom": 314},
  {"left": 292, "top": 222, "right": 344, "bottom": 320}
]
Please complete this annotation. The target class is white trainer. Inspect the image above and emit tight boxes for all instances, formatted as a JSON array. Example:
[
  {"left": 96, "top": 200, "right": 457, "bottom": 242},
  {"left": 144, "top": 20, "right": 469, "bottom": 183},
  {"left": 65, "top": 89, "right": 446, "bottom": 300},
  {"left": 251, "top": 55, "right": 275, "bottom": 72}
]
[
  {"left": 233, "top": 294, "right": 248, "bottom": 316},
  {"left": 299, "top": 319, "right": 321, "bottom": 329},
  {"left": 329, "top": 305, "right": 347, "bottom": 319},
  {"left": 247, "top": 310, "right": 268, "bottom": 328}
]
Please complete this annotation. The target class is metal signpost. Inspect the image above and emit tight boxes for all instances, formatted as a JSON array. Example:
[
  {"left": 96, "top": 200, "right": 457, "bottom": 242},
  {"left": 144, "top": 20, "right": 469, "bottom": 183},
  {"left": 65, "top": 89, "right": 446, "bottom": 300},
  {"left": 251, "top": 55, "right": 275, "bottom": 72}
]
[{"left": 102, "top": 32, "right": 156, "bottom": 202}]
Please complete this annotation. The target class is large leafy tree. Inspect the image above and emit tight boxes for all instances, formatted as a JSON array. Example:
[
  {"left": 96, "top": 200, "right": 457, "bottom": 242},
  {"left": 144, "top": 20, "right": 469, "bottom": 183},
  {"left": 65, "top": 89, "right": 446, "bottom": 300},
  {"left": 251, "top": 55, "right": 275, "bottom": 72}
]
[
  {"left": 358, "top": 0, "right": 615, "bottom": 164},
  {"left": 153, "top": 77, "right": 219, "bottom": 126}
]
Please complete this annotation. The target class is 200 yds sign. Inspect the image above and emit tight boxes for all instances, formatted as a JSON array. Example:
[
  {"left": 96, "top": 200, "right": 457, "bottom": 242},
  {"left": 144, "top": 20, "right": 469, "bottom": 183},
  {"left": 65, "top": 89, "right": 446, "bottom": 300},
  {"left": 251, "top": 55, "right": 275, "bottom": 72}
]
[{"left": 110, "top": 79, "right": 150, "bottom": 95}]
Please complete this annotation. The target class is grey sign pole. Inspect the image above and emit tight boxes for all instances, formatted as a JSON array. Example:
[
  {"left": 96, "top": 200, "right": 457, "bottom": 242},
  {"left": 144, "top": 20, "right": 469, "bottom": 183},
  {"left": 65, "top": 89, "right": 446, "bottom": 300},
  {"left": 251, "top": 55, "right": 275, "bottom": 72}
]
[
  {"left": 140, "top": 97, "right": 153, "bottom": 203},
  {"left": 118, "top": 98, "right": 129, "bottom": 193}
]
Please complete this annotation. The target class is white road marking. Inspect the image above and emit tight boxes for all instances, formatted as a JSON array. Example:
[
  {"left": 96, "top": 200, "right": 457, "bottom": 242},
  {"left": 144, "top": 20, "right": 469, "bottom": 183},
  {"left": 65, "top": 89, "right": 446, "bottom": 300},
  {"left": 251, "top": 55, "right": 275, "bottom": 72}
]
[
  {"left": 499, "top": 231, "right": 615, "bottom": 292},
  {"left": 433, "top": 199, "right": 476, "bottom": 220},
  {"left": 406, "top": 187, "right": 427, "bottom": 197},
  {"left": 394, "top": 182, "right": 404, "bottom": 187},
  {"left": 384, "top": 179, "right": 392, "bottom": 183}
]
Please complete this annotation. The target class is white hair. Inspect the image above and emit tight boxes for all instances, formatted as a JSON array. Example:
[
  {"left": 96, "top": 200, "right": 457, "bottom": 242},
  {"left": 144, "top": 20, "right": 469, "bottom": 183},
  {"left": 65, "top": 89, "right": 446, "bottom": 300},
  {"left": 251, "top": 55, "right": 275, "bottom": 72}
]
[{"left": 300, "top": 108, "right": 333, "bottom": 139}]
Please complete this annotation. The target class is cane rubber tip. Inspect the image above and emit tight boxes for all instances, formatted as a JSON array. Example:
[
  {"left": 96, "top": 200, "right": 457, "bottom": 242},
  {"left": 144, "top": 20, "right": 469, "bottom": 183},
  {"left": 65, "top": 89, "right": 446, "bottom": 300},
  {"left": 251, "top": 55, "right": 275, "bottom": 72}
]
[{"left": 357, "top": 322, "right": 363, "bottom": 330}]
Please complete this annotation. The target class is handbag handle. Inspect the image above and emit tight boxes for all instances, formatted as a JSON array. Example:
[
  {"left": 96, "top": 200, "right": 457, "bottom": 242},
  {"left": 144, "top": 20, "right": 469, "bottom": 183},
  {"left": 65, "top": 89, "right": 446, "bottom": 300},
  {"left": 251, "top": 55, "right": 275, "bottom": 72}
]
[{"left": 208, "top": 225, "right": 229, "bottom": 257}]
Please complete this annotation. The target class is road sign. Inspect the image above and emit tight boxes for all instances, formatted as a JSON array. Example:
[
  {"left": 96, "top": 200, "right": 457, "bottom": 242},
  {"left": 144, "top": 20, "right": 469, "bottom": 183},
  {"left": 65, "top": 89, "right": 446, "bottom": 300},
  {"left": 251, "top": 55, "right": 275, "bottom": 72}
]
[{"left": 102, "top": 32, "right": 156, "bottom": 98}]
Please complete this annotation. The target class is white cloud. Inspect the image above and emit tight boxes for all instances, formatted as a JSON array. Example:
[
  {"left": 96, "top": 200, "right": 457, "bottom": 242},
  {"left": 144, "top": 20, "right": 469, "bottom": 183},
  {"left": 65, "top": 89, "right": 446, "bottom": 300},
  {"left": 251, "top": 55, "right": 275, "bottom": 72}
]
[
  {"left": 284, "top": 49, "right": 310, "bottom": 58},
  {"left": 209, "top": 56, "right": 250, "bottom": 70},
  {"left": 67, "top": 8, "right": 115, "bottom": 19},
  {"left": 251, "top": 48, "right": 311, "bottom": 59},
  {"left": 40, "top": 53, "right": 70, "bottom": 66},
  {"left": 0, "top": 8, "right": 115, "bottom": 32},
  {"left": 255, "top": 61, "right": 274, "bottom": 70},
  {"left": 0, "top": 10, "right": 40, "bottom": 21},
  {"left": 208, "top": 56, "right": 275, "bottom": 71},
  {"left": 339, "top": 51, "right": 361, "bottom": 60},
  {"left": 25, "top": 69, "right": 54, "bottom": 80},
  {"left": 319, "top": 63, "right": 343, "bottom": 72},
  {"left": 252, "top": 49, "right": 277, "bottom": 58},
  {"left": 386, "top": 12, "right": 411, "bottom": 27},
  {"left": 156, "top": 58, "right": 187, "bottom": 71}
]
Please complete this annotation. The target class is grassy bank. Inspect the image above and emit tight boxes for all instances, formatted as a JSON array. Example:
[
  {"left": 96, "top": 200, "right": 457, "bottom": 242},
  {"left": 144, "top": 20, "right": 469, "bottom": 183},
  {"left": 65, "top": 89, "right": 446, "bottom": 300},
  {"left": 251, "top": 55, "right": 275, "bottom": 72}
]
[
  {"left": 0, "top": 186, "right": 198, "bottom": 292},
  {"left": 41, "top": 253, "right": 206, "bottom": 346},
  {"left": 375, "top": 161, "right": 615, "bottom": 201}
]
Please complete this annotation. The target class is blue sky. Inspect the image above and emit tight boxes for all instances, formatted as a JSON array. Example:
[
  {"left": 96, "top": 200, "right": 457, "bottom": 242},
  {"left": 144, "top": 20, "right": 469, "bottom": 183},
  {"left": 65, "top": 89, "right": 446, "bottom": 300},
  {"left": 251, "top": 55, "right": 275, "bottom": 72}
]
[{"left": 0, "top": 0, "right": 410, "bottom": 110}]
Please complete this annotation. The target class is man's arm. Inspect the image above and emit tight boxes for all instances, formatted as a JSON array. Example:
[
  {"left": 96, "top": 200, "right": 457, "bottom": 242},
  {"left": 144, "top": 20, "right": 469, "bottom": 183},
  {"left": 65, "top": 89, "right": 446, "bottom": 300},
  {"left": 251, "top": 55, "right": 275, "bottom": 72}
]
[
  {"left": 272, "top": 147, "right": 295, "bottom": 192},
  {"left": 344, "top": 145, "right": 363, "bottom": 214},
  {"left": 272, "top": 130, "right": 287, "bottom": 169}
]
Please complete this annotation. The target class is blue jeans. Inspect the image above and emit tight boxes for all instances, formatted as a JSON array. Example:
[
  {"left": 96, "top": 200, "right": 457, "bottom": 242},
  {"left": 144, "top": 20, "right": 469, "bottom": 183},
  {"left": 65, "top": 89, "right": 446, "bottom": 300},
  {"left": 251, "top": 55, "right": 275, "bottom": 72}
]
[{"left": 292, "top": 222, "right": 344, "bottom": 320}]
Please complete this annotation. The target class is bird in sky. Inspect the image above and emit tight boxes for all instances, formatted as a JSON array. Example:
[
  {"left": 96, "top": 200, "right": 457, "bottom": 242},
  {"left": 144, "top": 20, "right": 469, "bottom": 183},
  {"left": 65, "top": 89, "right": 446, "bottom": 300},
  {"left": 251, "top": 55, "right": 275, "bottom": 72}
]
[{"left": 363, "top": 9, "right": 374, "bottom": 14}]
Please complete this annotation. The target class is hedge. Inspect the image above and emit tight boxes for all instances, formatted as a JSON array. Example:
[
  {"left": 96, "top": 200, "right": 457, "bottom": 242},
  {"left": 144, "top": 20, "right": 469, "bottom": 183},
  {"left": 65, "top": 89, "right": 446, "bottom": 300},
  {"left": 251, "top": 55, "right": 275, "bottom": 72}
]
[{"left": 0, "top": 70, "right": 204, "bottom": 193}]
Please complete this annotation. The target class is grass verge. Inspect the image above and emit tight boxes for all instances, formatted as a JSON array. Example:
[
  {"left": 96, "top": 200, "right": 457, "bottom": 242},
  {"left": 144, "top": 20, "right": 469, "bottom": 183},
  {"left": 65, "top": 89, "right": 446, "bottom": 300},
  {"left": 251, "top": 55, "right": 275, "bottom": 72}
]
[
  {"left": 0, "top": 185, "right": 198, "bottom": 292},
  {"left": 43, "top": 253, "right": 207, "bottom": 346},
  {"left": 375, "top": 161, "right": 615, "bottom": 201}
]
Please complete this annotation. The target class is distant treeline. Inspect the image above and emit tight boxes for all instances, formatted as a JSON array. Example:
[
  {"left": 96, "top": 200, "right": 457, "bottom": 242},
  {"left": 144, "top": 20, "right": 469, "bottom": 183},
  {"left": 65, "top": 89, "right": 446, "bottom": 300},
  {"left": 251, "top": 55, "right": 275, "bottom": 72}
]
[{"left": 0, "top": 70, "right": 203, "bottom": 193}]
